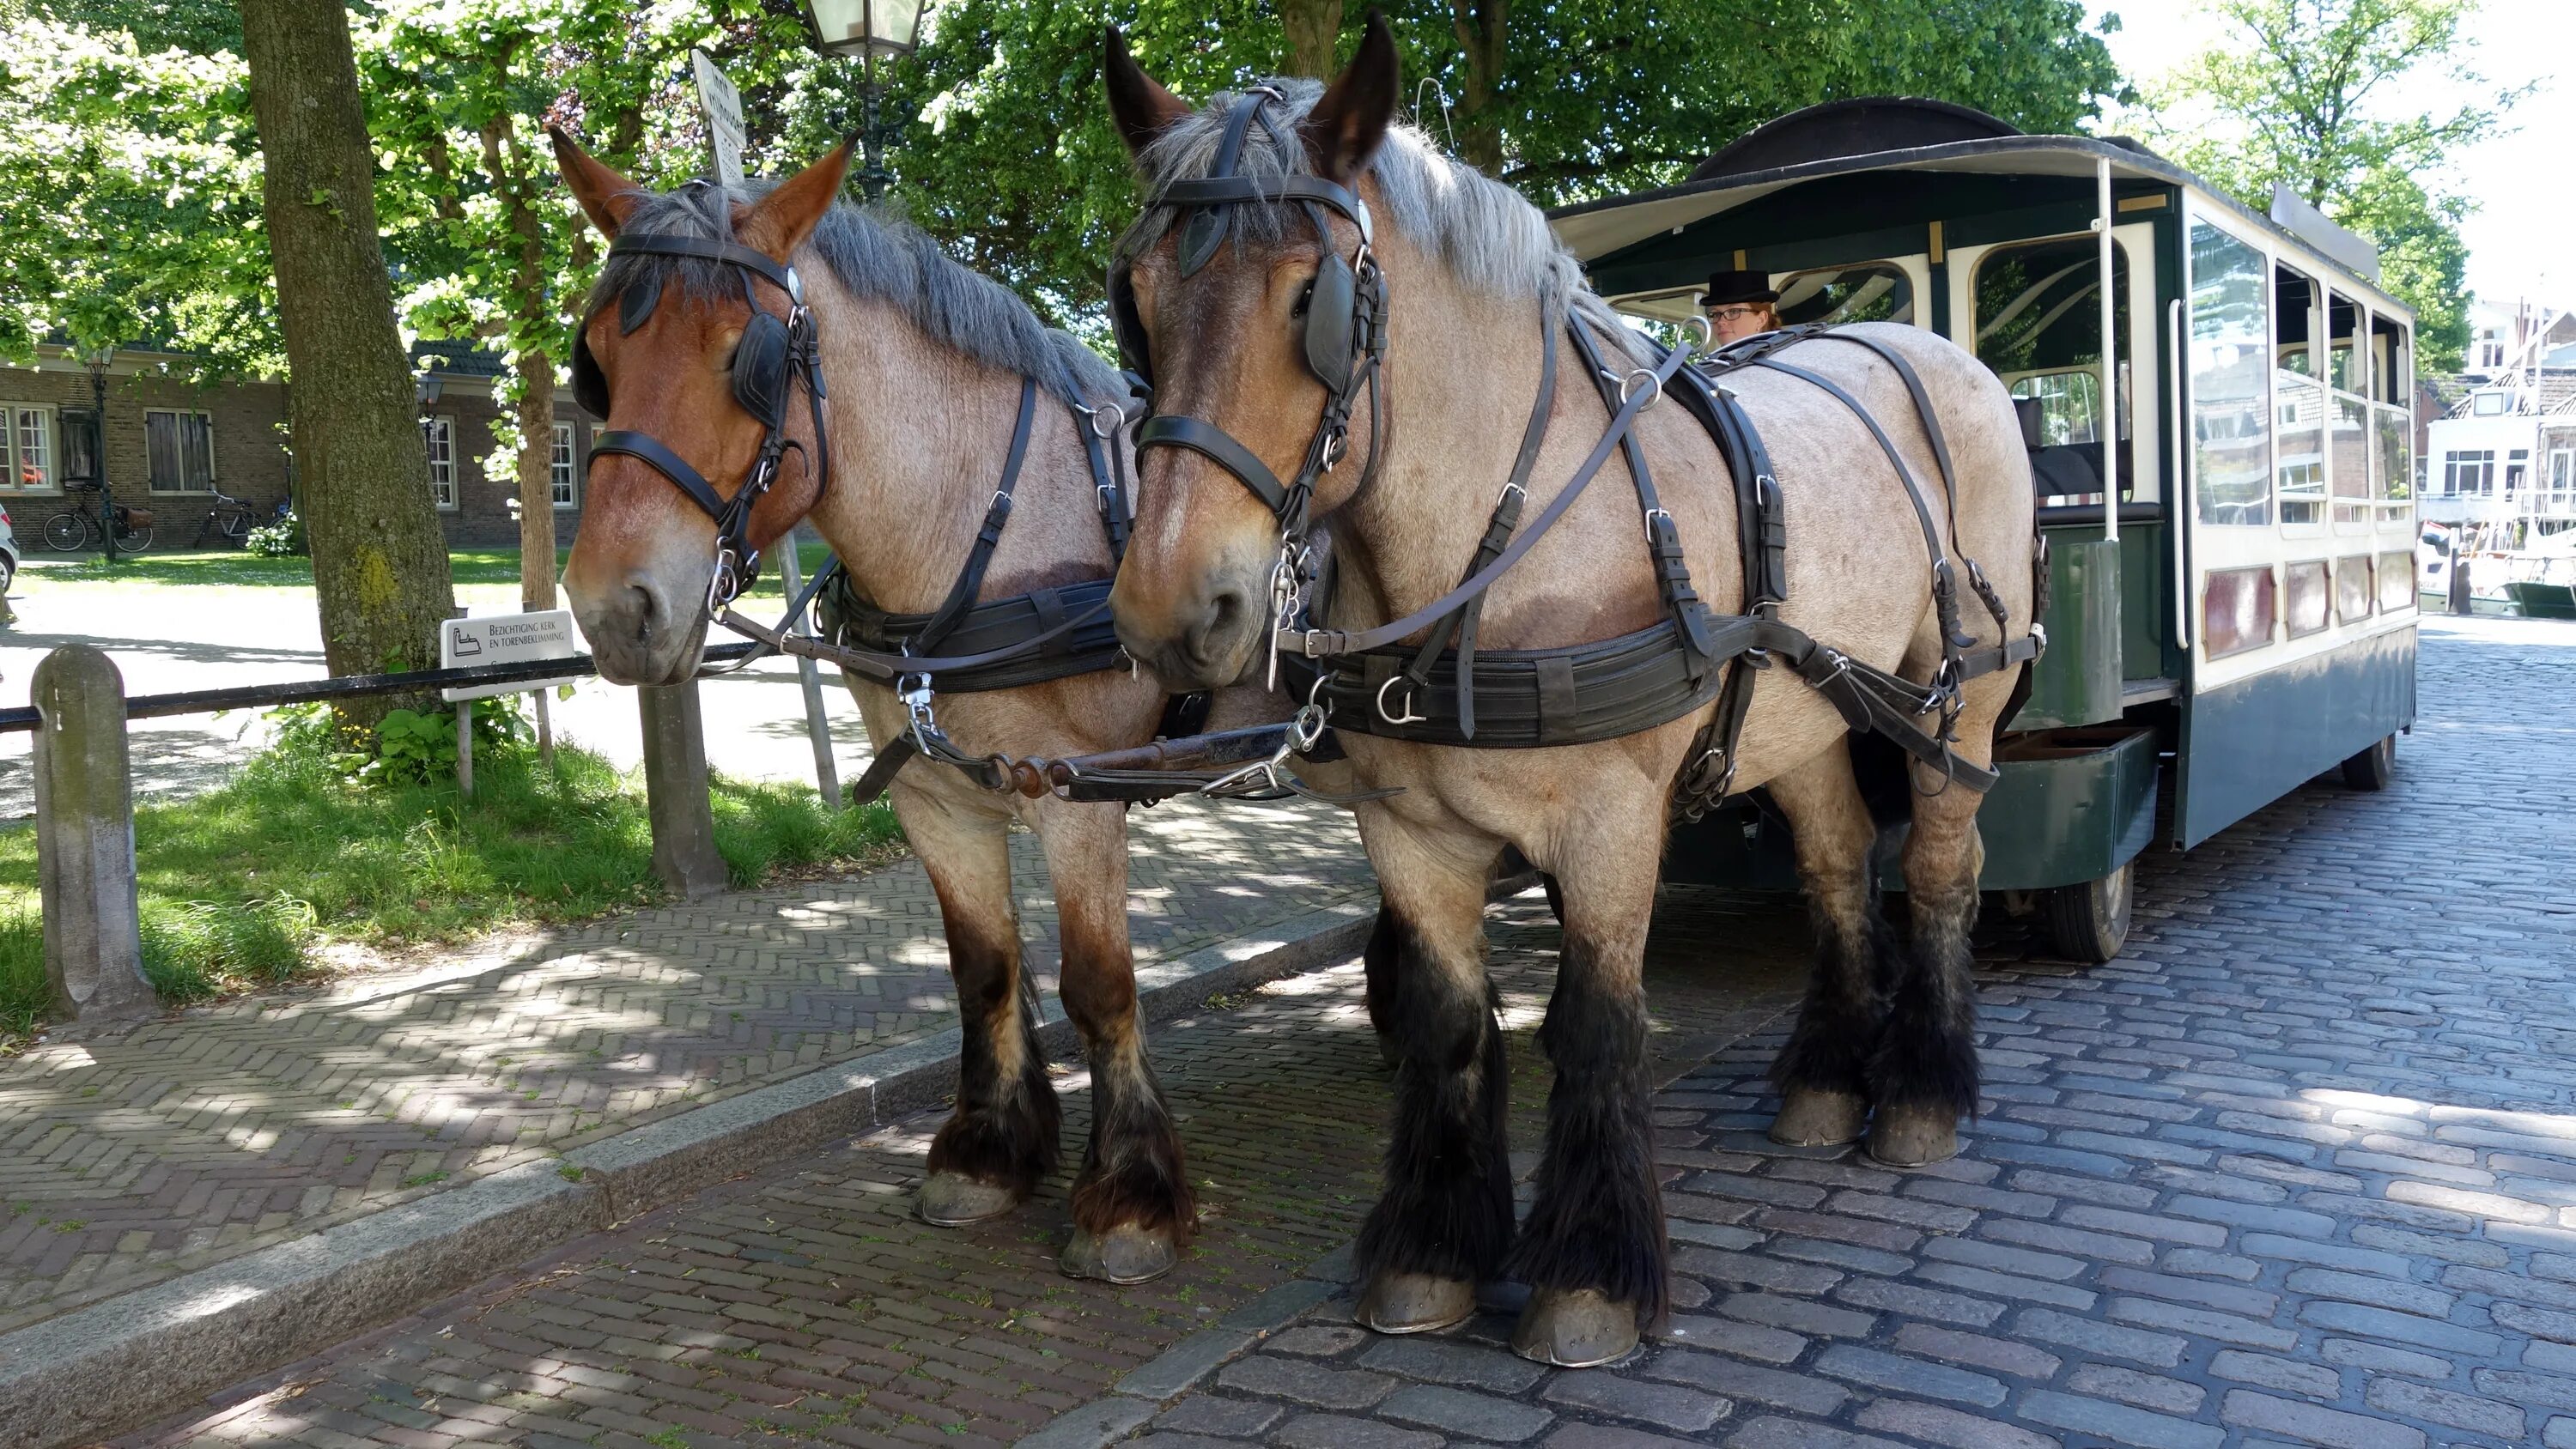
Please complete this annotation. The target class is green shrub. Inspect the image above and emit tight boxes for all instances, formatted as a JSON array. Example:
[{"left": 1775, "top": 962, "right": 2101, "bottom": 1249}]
[{"left": 243, "top": 512, "right": 307, "bottom": 556}]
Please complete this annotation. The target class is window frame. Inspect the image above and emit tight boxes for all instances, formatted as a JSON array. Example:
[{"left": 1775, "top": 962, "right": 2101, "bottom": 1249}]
[
  {"left": 422, "top": 414, "right": 459, "bottom": 511},
  {"left": 1, "top": 402, "right": 61, "bottom": 494},
  {"left": 144, "top": 408, "right": 219, "bottom": 495},
  {"left": 550, "top": 421, "right": 579, "bottom": 509}
]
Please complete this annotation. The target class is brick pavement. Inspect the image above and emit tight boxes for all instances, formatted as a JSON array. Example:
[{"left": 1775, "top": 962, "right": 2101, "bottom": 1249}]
[
  {"left": 1115, "top": 618, "right": 2576, "bottom": 1448},
  {"left": 0, "top": 797, "right": 1374, "bottom": 1335},
  {"left": 115, "top": 891, "right": 1807, "bottom": 1449}
]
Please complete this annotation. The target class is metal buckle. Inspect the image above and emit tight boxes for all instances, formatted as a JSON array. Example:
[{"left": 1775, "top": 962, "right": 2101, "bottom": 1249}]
[
  {"left": 1375, "top": 675, "right": 1428, "bottom": 726},
  {"left": 1642, "top": 506, "right": 1673, "bottom": 543}
]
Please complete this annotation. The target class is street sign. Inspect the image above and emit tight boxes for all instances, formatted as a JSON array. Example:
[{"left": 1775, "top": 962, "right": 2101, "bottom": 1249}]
[
  {"left": 440, "top": 610, "right": 582, "bottom": 702},
  {"left": 691, "top": 49, "right": 746, "bottom": 188}
]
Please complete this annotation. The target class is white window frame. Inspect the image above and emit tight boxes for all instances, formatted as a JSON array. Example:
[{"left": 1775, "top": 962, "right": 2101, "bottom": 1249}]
[
  {"left": 145, "top": 408, "right": 218, "bottom": 494},
  {"left": 422, "top": 414, "right": 458, "bottom": 510},
  {"left": 1, "top": 403, "right": 60, "bottom": 494},
  {"left": 550, "top": 421, "right": 578, "bottom": 509}
]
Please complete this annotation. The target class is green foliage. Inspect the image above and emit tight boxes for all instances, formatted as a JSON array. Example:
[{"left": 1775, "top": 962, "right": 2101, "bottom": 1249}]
[
  {"left": 139, "top": 894, "right": 316, "bottom": 1002},
  {"left": 270, "top": 694, "right": 534, "bottom": 788},
  {"left": 243, "top": 512, "right": 305, "bottom": 557},
  {"left": 2144, "top": 0, "right": 2521, "bottom": 372},
  {"left": 0, "top": 3, "right": 276, "bottom": 371}
]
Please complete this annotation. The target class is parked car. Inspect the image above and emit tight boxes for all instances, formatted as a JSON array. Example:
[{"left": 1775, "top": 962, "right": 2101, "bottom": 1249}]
[{"left": 0, "top": 501, "right": 18, "bottom": 595}]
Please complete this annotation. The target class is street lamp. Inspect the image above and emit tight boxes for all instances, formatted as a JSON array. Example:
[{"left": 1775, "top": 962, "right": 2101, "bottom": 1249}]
[
  {"left": 797, "top": 0, "right": 927, "bottom": 202},
  {"left": 78, "top": 341, "right": 116, "bottom": 571}
]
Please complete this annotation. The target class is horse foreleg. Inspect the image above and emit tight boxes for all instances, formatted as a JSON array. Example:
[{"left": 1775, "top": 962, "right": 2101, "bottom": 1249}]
[
  {"left": 1039, "top": 798, "right": 1194, "bottom": 1284},
  {"left": 1352, "top": 819, "right": 1513, "bottom": 1338},
  {"left": 1872, "top": 738, "right": 1999, "bottom": 1167},
  {"left": 905, "top": 788, "right": 1061, "bottom": 1225},
  {"left": 1764, "top": 743, "right": 1901, "bottom": 1147},
  {"left": 1504, "top": 816, "right": 1667, "bottom": 1368}
]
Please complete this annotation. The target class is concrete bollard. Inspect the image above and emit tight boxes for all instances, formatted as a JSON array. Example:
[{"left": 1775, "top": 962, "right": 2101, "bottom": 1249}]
[
  {"left": 638, "top": 681, "right": 728, "bottom": 899},
  {"left": 32, "top": 645, "right": 157, "bottom": 1026}
]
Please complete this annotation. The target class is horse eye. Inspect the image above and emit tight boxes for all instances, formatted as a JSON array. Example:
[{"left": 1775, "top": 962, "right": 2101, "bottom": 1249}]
[{"left": 1292, "top": 282, "right": 1315, "bottom": 318}]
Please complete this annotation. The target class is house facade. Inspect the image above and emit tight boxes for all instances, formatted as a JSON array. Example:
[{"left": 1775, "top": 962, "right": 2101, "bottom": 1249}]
[{"left": 0, "top": 343, "right": 596, "bottom": 550}]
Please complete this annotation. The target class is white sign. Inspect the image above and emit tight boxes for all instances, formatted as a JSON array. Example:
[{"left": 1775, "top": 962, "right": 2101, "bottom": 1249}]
[
  {"left": 691, "top": 49, "right": 746, "bottom": 188},
  {"left": 440, "top": 609, "right": 582, "bottom": 703}
]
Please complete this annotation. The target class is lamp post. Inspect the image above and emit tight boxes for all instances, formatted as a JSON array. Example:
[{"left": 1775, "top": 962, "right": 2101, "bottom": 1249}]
[
  {"left": 796, "top": 0, "right": 927, "bottom": 202},
  {"left": 78, "top": 342, "right": 116, "bottom": 571}
]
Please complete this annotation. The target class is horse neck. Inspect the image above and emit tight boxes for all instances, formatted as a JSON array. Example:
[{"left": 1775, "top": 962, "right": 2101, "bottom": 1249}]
[
  {"left": 799, "top": 276, "right": 1108, "bottom": 613},
  {"left": 1333, "top": 235, "right": 1564, "bottom": 626}
]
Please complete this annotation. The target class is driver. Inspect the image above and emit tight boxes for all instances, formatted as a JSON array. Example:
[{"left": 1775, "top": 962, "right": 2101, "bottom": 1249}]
[{"left": 1701, "top": 270, "right": 1780, "bottom": 344}]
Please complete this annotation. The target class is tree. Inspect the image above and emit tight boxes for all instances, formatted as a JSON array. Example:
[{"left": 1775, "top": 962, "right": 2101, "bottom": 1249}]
[
  {"left": 2145, "top": 0, "right": 2523, "bottom": 371},
  {"left": 239, "top": 0, "right": 457, "bottom": 703},
  {"left": 872, "top": 0, "right": 2120, "bottom": 330},
  {"left": 0, "top": 5, "right": 277, "bottom": 373}
]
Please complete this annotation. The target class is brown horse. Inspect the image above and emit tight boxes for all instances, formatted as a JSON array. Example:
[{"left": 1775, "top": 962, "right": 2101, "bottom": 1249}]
[
  {"left": 1103, "top": 21, "right": 2036, "bottom": 1365},
  {"left": 552, "top": 132, "right": 1217, "bottom": 1283}
]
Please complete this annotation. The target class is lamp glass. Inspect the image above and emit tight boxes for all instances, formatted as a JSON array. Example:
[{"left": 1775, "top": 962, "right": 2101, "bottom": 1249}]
[{"left": 803, "top": 0, "right": 922, "bottom": 57}]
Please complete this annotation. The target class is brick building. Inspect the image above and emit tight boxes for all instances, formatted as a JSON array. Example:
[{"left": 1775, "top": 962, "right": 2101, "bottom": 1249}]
[{"left": 0, "top": 342, "right": 594, "bottom": 550}]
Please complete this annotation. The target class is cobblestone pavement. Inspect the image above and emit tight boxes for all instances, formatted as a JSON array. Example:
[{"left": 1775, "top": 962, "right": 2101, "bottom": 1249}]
[
  {"left": 0, "top": 797, "right": 1371, "bottom": 1335},
  {"left": 1120, "top": 617, "right": 2576, "bottom": 1449},
  {"left": 117, "top": 891, "right": 1807, "bottom": 1449}
]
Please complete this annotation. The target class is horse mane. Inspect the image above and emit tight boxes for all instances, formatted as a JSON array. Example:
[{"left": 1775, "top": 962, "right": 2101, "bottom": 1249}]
[
  {"left": 591, "top": 181, "right": 1125, "bottom": 410},
  {"left": 1114, "top": 78, "right": 1648, "bottom": 361}
]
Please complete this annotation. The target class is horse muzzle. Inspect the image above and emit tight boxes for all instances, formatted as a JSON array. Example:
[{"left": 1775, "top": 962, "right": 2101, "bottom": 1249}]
[
  {"left": 1109, "top": 563, "right": 1265, "bottom": 693},
  {"left": 568, "top": 569, "right": 713, "bottom": 688}
]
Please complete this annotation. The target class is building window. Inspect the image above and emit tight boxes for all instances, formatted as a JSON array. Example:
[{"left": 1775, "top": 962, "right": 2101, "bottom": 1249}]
[
  {"left": 145, "top": 409, "right": 216, "bottom": 494},
  {"left": 0, "top": 403, "right": 58, "bottom": 493},
  {"left": 2551, "top": 448, "right": 2573, "bottom": 500},
  {"left": 2442, "top": 450, "right": 2494, "bottom": 497},
  {"left": 550, "top": 422, "right": 578, "bottom": 508},
  {"left": 2506, "top": 449, "right": 2529, "bottom": 496},
  {"left": 422, "top": 415, "right": 457, "bottom": 509}
]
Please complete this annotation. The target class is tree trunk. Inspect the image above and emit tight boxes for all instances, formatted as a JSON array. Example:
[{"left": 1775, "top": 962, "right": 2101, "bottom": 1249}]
[
  {"left": 1449, "top": 0, "right": 1508, "bottom": 173},
  {"left": 516, "top": 355, "right": 559, "bottom": 612},
  {"left": 1280, "top": 0, "right": 1343, "bottom": 78},
  {"left": 240, "top": 0, "right": 456, "bottom": 718}
]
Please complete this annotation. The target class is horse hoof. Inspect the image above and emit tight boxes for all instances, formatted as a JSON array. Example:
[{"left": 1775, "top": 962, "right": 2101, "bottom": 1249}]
[
  {"left": 1770, "top": 1087, "right": 1868, "bottom": 1147},
  {"left": 1866, "top": 1103, "right": 1961, "bottom": 1167},
  {"left": 1355, "top": 1273, "right": 1476, "bottom": 1335},
  {"left": 917, "top": 1172, "right": 1020, "bottom": 1227},
  {"left": 1510, "top": 1288, "right": 1638, "bottom": 1367},
  {"left": 1061, "top": 1222, "right": 1178, "bottom": 1284}
]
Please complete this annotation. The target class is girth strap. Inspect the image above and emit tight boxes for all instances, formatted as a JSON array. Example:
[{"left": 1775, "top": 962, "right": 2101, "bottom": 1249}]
[{"left": 909, "top": 377, "right": 1037, "bottom": 657}]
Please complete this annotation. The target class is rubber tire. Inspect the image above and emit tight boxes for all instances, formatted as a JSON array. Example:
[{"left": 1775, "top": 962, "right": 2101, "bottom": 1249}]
[
  {"left": 114, "top": 523, "right": 152, "bottom": 555},
  {"left": 41, "top": 512, "right": 88, "bottom": 552},
  {"left": 2038, "top": 860, "right": 2131, "bottom": 965},
  {"left": 0, "top": 555, "right": 13, "bottom": 594},
  {"left": 2340, "top": 733, "right": 2396, "bottom": 791}
]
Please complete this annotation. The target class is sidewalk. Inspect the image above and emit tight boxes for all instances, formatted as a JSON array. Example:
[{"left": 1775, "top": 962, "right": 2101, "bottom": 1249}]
[{"left": 0, "top": 796, "right": 1375, "bottom": 1415}]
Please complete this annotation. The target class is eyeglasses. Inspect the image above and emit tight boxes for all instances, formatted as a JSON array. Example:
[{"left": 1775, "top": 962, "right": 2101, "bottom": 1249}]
[{"left": 1706, "top": 306, "right": 1768, "bottom": 323}]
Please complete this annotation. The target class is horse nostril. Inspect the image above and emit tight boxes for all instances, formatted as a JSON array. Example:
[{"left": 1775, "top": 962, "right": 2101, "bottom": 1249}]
[
  {"left": 1189, "top": 587, "right": 1246, "bottom": 666},
  {"left": 627, "top": 582, "right": 659, "bottom": 647}
]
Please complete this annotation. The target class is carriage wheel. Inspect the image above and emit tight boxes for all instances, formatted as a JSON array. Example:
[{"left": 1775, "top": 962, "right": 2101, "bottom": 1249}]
[
  {"left": 2340, "top": 733, "right": 2396, "bottom": 791},
  {"left": 2038, "top": 860, "right": 2131, "bottom": 965}
]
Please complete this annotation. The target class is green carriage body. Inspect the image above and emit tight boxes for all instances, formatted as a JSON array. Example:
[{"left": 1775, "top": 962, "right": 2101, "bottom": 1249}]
[{"left": 1545, "top": 102, "right": 2420, "bottom": 954}]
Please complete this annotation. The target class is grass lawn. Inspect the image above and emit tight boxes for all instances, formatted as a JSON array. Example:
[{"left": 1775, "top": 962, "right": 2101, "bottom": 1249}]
[
  {"left": 16, "top": 542, "right": 837, "bottom": 601},
  {"left": 0, "top": 734, "right": 902, "bottom": 1045}
]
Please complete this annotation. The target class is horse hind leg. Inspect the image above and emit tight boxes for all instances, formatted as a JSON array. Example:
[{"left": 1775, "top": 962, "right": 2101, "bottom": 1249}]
[
  {"left": 909, "top": 795, "right": 1062, "bottom": 1225},
  {"left": 1040, "top": 800, "right": 1194, "bottom": 1283},
  {"left": 1762, "top": 743, "right": 1901, "bottom": 1148},
  {"left": 1352, "top": 822, "right": 1514, "bottom": 1340}
]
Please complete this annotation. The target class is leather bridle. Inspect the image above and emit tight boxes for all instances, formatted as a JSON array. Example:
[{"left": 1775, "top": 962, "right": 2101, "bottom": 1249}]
[
  {"left": 576, "top": 230, "right": 830, "bottom": 614},
  {"left": 1111, "top": 88, "right": 1388, "bottom": 682}
]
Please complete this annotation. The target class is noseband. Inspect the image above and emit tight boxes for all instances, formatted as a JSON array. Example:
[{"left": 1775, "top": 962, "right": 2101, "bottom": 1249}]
[
  {"left": 1111, "top": 88, "right": 1388, "bottom": 680},
  {"left": 576, "top": 230, "right": 830, "bottom": 612}
]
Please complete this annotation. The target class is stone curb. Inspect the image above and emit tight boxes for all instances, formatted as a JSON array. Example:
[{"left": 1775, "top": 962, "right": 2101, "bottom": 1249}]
[{"left": 0, "top": 897, "right": 1389, "bottom": 1449}]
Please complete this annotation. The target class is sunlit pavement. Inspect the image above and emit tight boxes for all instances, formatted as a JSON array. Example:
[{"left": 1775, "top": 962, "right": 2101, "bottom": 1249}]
[{"left": 100, "top": 616, "right": 2576, "bottom": 1449}]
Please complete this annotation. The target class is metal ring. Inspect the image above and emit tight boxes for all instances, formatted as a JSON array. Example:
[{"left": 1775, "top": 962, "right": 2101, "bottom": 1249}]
[
  {"left": 1619, "top": 367, "right": 1662, "bottom": 409},
  {"left": 1678, "top": 315, "right": 1713, "bottom": 353},
  {"left": 1375, "top": 676, "right": 1428, "bottom": 726},
  {"left": 1078, "top": 403, "right": 1125, "bottom": 440}
]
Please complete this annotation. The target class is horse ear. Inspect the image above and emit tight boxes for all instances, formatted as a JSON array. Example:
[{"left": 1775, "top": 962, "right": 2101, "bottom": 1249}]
[
  {"left": 550, "top": 125, "right": 647, "bottom": 239},
  {"left": 1104, "top": 25, "right": 1192, "bottom": 159},
  {"left": 738, "top": 142, "right": 854, "bottom": 263},
  {"left": 1300, "top": 11, "right": 1399, "bottom": 184}
]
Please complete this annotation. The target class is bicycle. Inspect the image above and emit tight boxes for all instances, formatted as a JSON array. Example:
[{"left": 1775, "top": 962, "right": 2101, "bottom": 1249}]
[
  {"left": 40, "top": 484, "right": 154, "bottom": 555},
  {"left": 196, "top": 490, "right": 258, "bottom": 548}
]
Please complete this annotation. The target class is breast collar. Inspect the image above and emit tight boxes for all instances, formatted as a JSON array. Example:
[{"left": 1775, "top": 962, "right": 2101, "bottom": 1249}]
[
  {"left": 581, "top": 229, "right": 830, "bottom": 615},
  {"left": 1115, "top": 88, "right": 1389, "bottom": 685}
]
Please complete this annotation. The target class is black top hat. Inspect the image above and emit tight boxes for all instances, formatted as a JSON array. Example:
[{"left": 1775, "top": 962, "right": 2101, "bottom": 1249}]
[{"left": 1699, "top": 270, "right": 1779, "bottom": 306}]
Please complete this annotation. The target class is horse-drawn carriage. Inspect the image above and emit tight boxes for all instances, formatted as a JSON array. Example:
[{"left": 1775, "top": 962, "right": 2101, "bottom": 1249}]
[{"left": 1549, "top": 98, "right": 2419, "bottom": 963}]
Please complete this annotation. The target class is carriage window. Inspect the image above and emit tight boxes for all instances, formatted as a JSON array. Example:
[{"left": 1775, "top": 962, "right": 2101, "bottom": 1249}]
[
  {"left": 2328, "top": 293, "right": 2363, "bottom": 395},
  {"left": 2372, "top": 313, "right": 2413, "bottom": 523},
  {"left": 1777, "top": 264, "right": 1913, "bottom": 327},
  {"left": 2275, "top": 266, "right": 2326, "bottom": 525},
  {"left": 1975, "top": 237, "right": 2130, "bottom": 506},
  {"left": 2189, "top": 221, "right": 2269, "bottom": 525}
]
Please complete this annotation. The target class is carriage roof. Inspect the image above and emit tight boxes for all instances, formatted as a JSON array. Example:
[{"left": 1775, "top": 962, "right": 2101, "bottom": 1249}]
[{"left": 1546, "top": 107, "right": 2412, "bottom": 324}]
